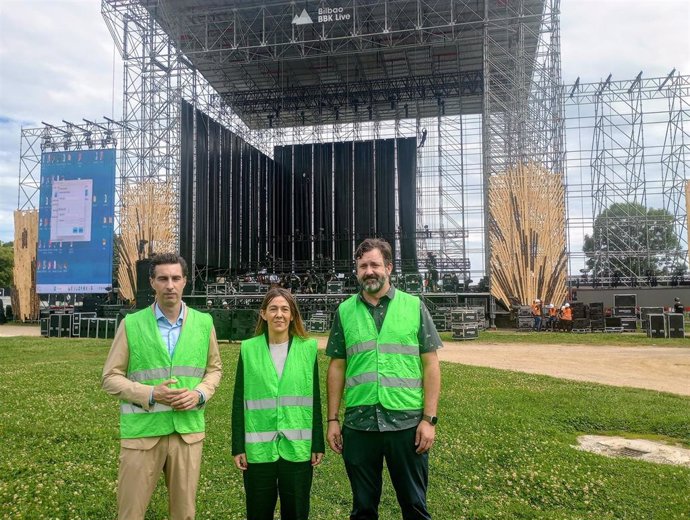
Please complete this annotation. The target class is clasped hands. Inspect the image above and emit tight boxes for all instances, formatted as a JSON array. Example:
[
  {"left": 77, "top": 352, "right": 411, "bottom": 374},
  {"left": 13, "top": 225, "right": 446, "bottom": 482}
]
[{"left": 152, "top": 378, "right": 200, "bottom": 411}]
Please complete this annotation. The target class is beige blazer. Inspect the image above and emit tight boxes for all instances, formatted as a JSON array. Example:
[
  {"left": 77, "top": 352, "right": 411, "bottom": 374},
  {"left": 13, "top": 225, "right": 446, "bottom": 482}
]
[{"left": 102, "top": 304, "right": 222, "bottom": 449}]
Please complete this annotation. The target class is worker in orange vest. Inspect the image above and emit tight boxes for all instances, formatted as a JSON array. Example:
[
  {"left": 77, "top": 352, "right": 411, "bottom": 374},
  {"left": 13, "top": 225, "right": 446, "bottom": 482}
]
[
  {"left": 531, "top": 299, "right": 543, "bottom": 332},
  {"left": 559, "top": 303, "right": 573, "bottom": 332},
  {"left": 546, "top": 304, "right": 558, "bottom": 331}
]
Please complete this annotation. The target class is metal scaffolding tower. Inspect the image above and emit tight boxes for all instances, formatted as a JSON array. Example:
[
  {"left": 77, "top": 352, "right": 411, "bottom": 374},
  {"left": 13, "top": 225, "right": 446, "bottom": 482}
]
[
  {"left": 16, "top": 1, "right": 689, "bottom": 296},
  {"left": 94, "top": 0, "right": 562, "bottom": 289},
  {"left": 564, "top": 72, "right": 690, "bottom": 284}
]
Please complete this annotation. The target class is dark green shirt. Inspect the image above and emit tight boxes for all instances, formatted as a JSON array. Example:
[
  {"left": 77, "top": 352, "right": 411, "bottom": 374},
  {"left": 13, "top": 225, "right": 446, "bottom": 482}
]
[{"left": 326, "top": 286, "right": 442, "bottom": 431}]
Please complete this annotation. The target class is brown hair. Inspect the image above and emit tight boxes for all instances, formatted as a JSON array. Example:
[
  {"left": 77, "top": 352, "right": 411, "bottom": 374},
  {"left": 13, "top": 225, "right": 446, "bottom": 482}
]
[
  {"left": 355, "top": 238, "right": 393, "bottom": 266},
  {"left": 254, "top": 287, "right": 308, "bottom": 339},
  {"left": 149, "top": 253, "right": 188, "bottom": 278}
]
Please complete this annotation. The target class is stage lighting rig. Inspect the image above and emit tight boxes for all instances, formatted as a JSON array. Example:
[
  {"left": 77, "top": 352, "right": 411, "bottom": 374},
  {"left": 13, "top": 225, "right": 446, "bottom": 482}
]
[
  {"left": 42, "top": 121, "right": 71, "bottom": 151},
  {"left": 40, "top": 135, "right": 52, "bottom": 152},
  {"left": 63, "top": 120, "right": 93, "bottom": 149},
  {"left": 100, "top": 129, "right": 116, "bottom": 148}
]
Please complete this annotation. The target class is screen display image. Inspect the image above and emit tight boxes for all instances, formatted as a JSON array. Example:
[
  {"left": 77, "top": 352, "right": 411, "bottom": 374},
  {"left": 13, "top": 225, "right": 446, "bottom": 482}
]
[{"left": 36, "top": 149, "right": 116, "bottom": 294}]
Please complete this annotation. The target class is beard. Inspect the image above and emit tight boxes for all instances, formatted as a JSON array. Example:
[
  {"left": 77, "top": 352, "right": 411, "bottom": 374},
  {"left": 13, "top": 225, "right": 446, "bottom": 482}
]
[{"left": 359, "top": 273, "right": 387, "bottom": 294}]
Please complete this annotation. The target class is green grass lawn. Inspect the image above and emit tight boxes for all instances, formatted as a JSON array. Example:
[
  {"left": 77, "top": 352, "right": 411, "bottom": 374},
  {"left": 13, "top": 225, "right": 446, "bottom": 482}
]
[{"left": 1, "top": 337, "right": 688, "bottom": 520}]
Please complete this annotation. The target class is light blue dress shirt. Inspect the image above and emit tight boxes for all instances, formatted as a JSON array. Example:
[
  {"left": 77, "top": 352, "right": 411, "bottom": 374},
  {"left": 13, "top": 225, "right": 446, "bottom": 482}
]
[
  {"left": 148, "top": 302, "right": 205, "bottom": 405},
  {"left": 154, "top": 302, "right": 185, "bottom": 357}
]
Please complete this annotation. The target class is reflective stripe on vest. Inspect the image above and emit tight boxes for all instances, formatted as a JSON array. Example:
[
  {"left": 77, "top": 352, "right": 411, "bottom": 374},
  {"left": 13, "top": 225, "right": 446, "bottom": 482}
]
[
  {"left": 128, "top": 365, "right": 206, "bottom": 383},
  {"left": 241, "top": 335, "right": 317, "bottom": 463},
  {"left": 120, "top": 403, "right": 172, "bottom": 414},
  {"left": 120, "top": 306, "right": 211, "bottom": 439},
  {"left": 246, "top": 429, "right": 312, "bottom": 443},
  {"left": 339, "top": 291, "right": 423, "bottom": 411},
  {"left": 345, "top": 373, "right": 423, "bottom": 389},
  {"left": 244, "top": 396, "right": 314, "bottom": 410}
]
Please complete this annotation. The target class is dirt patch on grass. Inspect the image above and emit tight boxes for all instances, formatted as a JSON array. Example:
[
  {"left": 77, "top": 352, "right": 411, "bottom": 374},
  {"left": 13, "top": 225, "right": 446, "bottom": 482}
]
[{"left": 576, "top": 435, "right": 690, "bottom": 467}]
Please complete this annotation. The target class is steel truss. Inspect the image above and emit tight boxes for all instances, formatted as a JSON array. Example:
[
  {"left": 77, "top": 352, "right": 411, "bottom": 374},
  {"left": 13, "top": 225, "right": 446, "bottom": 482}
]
[
  {"left": 482, "top": 0, "right": 564, "bottom": 282},
  {"left": 18, "top": 2, "right": 688, "bottom": 296},
  {"left": 93, "top": 1, "right": 560, "bottom": 291},
  {"left": 228, "top": 71, "right": 484, "bottom": 126},
  {"left": 102, "top": 0, "right": 272, "bottom": 286},
  {"left": 17, "top": 120, "right": 122, "bottom": 212},
  {"left": 565, "top": 72, "right": 690, "bottom": 285}
]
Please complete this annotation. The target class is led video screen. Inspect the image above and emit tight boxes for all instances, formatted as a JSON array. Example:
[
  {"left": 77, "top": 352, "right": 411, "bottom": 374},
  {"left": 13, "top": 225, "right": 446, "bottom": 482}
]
[{"left": 36, "top": 149, "right": 116, "bottom": 293}]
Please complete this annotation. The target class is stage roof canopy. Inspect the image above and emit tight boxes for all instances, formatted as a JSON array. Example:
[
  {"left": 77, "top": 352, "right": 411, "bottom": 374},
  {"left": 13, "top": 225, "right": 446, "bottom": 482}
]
[{"left": 142, "top": 0, "right": 545, "bottom": 128}]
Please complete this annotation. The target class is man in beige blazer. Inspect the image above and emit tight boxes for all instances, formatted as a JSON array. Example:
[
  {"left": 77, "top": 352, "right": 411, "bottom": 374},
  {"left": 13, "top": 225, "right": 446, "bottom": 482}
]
[{"left": 102, "top": 253, "right": 222, "bottom": 520}]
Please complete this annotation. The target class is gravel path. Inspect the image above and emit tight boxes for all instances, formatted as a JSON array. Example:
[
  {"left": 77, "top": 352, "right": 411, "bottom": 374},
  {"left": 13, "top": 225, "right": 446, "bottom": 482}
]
[{"left": 437, "top": 341, "right": 690, "bottom": 396}]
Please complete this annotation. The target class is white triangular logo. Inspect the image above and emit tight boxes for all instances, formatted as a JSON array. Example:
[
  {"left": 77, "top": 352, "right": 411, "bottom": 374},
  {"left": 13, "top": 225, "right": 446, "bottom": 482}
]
[{"left": 292, "top": 9, "right": 313, "bottom": 25}]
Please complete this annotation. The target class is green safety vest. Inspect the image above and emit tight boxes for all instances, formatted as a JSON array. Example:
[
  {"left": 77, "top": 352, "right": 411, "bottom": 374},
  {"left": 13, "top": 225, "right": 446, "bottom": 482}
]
[
  {"left": 339, "top": 291, "right": 423, "bottom": 411},
  {"left": 120, "top": 305, "right": 211, "bottom": 439},
  {"left": 241, "top": 334, "right": 317, "bottom": 463}
]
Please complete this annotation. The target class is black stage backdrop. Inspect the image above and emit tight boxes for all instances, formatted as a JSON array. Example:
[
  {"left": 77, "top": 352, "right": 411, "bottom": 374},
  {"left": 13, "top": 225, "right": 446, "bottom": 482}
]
[
  {"left": 194, "top": 109, "right": 209, "bottom": 267},
  {"left": 180, "top": 100, "right": 417, "bottom": 274},
  {"left": 180, "top": 101, "right": 194, "bottom": 264},
  {"left": 274, "top": 137, "right": 417, "bottom": 271},
  {"left": 333, "top": 141, "right": 354, "bottom": 266},
  {"left": 397, "top": 138, "right": 418, "bottom": 272}
]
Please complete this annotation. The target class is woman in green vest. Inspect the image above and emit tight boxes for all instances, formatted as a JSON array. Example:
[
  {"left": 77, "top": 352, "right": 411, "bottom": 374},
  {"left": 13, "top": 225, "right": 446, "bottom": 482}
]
[{"left": 231, "top": 287, "right": 324, "bottom": 520}]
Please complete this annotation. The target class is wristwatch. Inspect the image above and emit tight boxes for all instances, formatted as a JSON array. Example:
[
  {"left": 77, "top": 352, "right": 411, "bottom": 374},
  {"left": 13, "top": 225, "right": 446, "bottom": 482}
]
[{"left": 422, "top": 414, "right": 438, "bottom": 426}]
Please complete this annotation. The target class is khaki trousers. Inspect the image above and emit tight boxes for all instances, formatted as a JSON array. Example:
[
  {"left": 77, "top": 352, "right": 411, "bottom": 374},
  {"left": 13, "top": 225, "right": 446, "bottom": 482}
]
[{"left": 118, "top": 433, "right": 203, "bottom": 520}]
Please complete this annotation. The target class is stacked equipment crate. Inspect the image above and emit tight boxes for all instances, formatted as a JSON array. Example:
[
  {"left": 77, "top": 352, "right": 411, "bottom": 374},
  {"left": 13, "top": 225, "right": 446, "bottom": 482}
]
[
  {"left": 646, "top": 314, "right": 666, "bottom": 338},
  {"left": 40, "top": 311, "right": 104, "bottom": 338},
  {"left": 430, "top": 308, "right": 448, "bottom": 332},
  {"left": 516, "top": 305, "right": 533, "bottom": 330},
  {"left": 604, "top": 317, "right": 624, "bottom": 333},
  {"left": 665, "top": 312, "right": 685, "bottom": 338},
  {"left": 469, "top": 306, "right": 488, "bottom": 330},
  {"left": 589, "top": 302, "right": 605, "bottom": 332},
  {"left": 47, "top": 313, "right": 72, "bottom": 338},
  {"left": 639, "top": 307, "right": 666, "bottom": 338},
  {"left": 571, "top": 318, "right": 590, "bottom": 333},
  {"left": 82, "top": 317, "right": 118, "bottom": 339},
  {"left": 306, "top": 311, "right": 330, "bottom": 333},
  {"left": 326, "top": 281, "right": 343, "bottom": 294},
  {"left": 613, "top": 294, "right": 637, "bottom": 332},
  {"left": 640, "top": 306, "right": 664, "bottom": 325},
  {"left": 450, "top": 308, "right": 479, "bottom": 340}
]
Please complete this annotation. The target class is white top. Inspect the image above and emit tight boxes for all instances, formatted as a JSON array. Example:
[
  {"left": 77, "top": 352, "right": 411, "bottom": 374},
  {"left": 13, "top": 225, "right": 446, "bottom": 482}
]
[{"left": 269, "top": 340, "right": 289, "bottom": 379}]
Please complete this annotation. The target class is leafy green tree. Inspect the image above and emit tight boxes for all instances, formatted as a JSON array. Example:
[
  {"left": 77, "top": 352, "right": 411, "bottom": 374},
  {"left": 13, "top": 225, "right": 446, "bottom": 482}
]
[
  {"left": 583, "top": 202, "right": 682, "bottom": 277},
  {"left": 0, "top": 242, "right": 13, "bottom": 288}
]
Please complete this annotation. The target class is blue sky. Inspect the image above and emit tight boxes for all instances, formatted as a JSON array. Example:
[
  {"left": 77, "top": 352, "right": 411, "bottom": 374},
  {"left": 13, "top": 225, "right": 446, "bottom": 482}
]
[{"left": 0, "top": 0, "right": 689, "bottom": 244}]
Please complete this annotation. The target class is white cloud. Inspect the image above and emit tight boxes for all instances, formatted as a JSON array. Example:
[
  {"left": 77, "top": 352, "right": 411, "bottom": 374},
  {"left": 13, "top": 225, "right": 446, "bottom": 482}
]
[
  {"left": 561, "top": 0, "right": 690, "bottom": 83},
  {"left": 0, "top": 0, "right": 123, "bottom": 242}
]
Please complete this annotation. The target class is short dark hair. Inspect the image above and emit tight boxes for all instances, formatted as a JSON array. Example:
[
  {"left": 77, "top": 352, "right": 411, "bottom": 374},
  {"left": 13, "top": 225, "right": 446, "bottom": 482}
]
[
  {"left": 149, "top": 253, "right": 188, "bottom": 278},
  {"left": 355, "top": 238, "right": 393, "bottom": 266}
]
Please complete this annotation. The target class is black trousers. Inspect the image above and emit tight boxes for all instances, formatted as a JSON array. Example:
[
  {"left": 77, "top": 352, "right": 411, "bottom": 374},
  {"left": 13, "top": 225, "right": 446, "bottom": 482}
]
[
  {"left": 342, "top": 426, "right": 431, "bottom": 520},
  {"left": 243, "top": 457, "right": 313, "bottom": 520}
]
